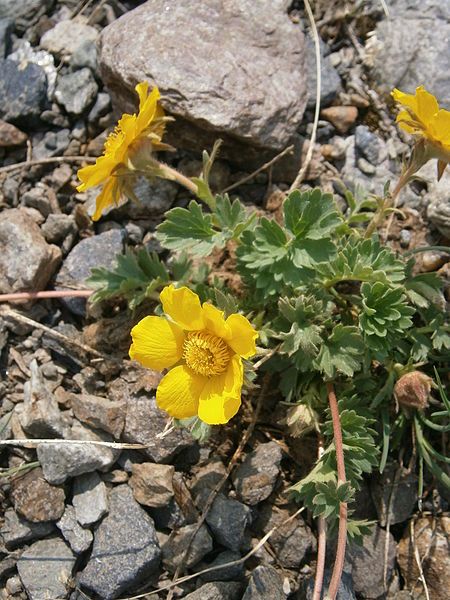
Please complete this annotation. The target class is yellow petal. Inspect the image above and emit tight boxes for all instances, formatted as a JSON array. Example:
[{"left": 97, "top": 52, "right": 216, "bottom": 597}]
[
  {"left": 91, "top": 177, "right": 117, "bottom": 221},
  {"left": 156, "top": 365, "right": 204, "bottom": 419},
  {"left": 136, "top": 85, "right": 160, "bottom": 134},
  {"left": 225, "top": 313, "right": 258, "bottom": 359},
  {"left": 129, "top": 315, "right": 185, "bottom": 370},
  {"left": 392, "top": 88, "right": 419, "bottom": 114},
  {"left": 198, "top": 355, "right": 243, "bottom": 424},
  {"left": 415, "top": 86, "right": 439, "bottom": 123},
  {"left": 160, "top": 285, "right": 205, "bottom": 330},
  {"left": 77, "top": 156, "right": 113, "bottom": 191},
  {"left": 202, "top": 303, "right": 231, "bottom": 339},
  {"left": 432, "top": 109, "right": 450, "bottom": 144}
]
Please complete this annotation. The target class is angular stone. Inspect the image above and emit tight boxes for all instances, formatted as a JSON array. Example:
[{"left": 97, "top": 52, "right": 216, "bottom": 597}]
[
  {"left": 0, "top": 119, "right": 27, "bottom": 146},
  {"left": 56, "top": 505, "right": 93, "bottom": 554},
  {"left": 55, "top": 229, "right": 126, "bottom": 316},
  {"left": 0, "top": 0, "right": 52, "bottom": 30},
  {"left": 70, "top": 393, "right": 126, "bottom": 439},
  {"left": 256, "top": 504, "right": 316, "bottom": 569},
  {"left": 72, "top": 471, "right": 108, "bottom": 527},
  {"left": 0, "top": 17, "right": 13, "bottom": 58},
  {"left": 321, "top": 106, "right": 358, "bottom": 134},
  {"left": 371, "top": 464, "right": 418, "bottom": 526},
  {"left": 162, "top": 523, "right": 213, "bottom": 571},
  {"left": 0, "top": 208, "right": 61, "bottom": 294},
  {"left": 354, "top": 125, "right": 387, "bottom": 166},
  {"left": 10, "top": 467, "right": 65, "bottom": 523},
  {"left": 349, "top": 526, "right": 396, "bottom": 598},
  {"left": 368, "top": 0, "right": 450, "bottom": 106},
  {"left": 79, "top": 485, "right": 161, "bottom": 600},
  {"left": 19, "top": 359, "right": 66, "bottom": 438},
  {"left": 205, "top": 494, "right": 252, "bottom": 552},
  {"left": 304, "top": 569, "right": 356, "bottom": 600},
  {"left": 0, "top": 58, "right": 47, "bottom": 125},
  {"left": 42, "top": 214, "right": 77, "bottom": 245},
  {"left": 17, "top": 537, "right": 76, "bottom": 600},
  {"left": 41, "top": 19, "right": 98, "bottom": 59},
  {"left": 123, "top": 395, "right": 194, "bottom": 463},
  {"left": 55, "top": 68, "right": 98, "bottom": 115},
  {"left": 199, "top": 550, "right": 245, "bottom": 583},
  {"left": 99, "top": 0, "right": 307, "bottom": 157},
  {"left": 130, "top": 462, "right": 174, "bottom": 508},
  {"left": 305, "top": 36, "right": 341, "bottom": 109},
  {"left": 0, "top": 508, "right": 54, "bottom": 550},
  {"left": 398, "top": 516, "right": 450, "bottom": 600},
  {"left": 37, "top": 422, "right": 120, "bottom": 485},
  {"left": 184, "top": 581, "right": 243, "bottom": 600},
  {"left": 242, "top": 565, "right": 285, "bottom": 600},
  {"left": 232, "top": 442, "right": 282, "bottom": 505}
]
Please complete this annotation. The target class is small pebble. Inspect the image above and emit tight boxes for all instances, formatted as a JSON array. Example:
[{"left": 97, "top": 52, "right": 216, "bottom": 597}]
[{"left": 399, "top": 229, "right": 411, "bottom": 248}]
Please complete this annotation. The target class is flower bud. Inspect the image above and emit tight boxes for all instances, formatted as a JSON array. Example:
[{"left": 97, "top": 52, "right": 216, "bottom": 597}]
[{"left": 394, "top": 371, "right": 433, "bottom": 410}]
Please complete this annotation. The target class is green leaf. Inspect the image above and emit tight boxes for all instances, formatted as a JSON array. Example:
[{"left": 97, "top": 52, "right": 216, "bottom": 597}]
[
  {"left": 405, "top": 270, "right": 445, "bottom": 309},
  {"left": 156, "top": 200, "right": 220, "bottom": 256},
  {"left": 283, "top": 188, "right": 342, "bottom": 240},
  {"left": 314, "top": 325, "right": 365, "bottom": 378}
]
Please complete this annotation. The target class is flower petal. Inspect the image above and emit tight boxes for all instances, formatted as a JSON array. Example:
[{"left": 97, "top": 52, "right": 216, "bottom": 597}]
[
  {"left": 91, "top": 177, "right": 118, "bottom": 222},
  {"left": 202, "top": 303, "right": 231, "bottom": 339},
  {"left": 77, "top": 155, "right": 113, "bottom": 191},
  {"left": 225, "top": 313, "right": 258, "bottom": 359},
  {"left": 160, "top": 284, "right": 205, "bottom": 330},
  {"left": 198, "top": 355, "right": 243, "bottom": 424},
  {"left": 129, "top": 315, "right": 185, "bottom": 370},
  {"left": 156, "top": 365, "right": 204, "bottom": 419},
  {"left": 415, "top": 86, "right": 439, "bottom": 123},
  {"left": 136, "top": 84, "right": 160, "bottom": 134}
]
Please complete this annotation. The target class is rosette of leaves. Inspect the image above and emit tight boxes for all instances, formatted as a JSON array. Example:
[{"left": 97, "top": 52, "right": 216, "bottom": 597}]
[{"left": 359, "top": 281, "right": 415, "bottom": 355}]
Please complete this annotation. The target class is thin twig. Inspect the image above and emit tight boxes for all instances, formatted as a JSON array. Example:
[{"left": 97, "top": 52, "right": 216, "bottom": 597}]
[
  {"left": 0, "top": 307, "right": 105, "bottom": 359},
  {"left": 0, "top": 439, "right": 150, "bottom": 450},
  {"left": 289, "top": 0, "right": 321, "bottom": 191},
  {"left": 326, "top": 382, "right": 347, "bottom": 600},
  {"left": 313, "top": 439, "right": 327, "bottom": 600},
  {"left": 410, "top": 518, "right": 431, "bottom": 600},
  {"left": 221, "top": 145, "right": 294, "bottom": 194},
  {"left": 0, "top": 156, "right": 96, "bottom": 175},
  {"left": 379, "top": 0, "right": 390, "bottom": 17},
  {"left": 0, "top": 290, "right": 93, "bottom": 303},
  {"left": 166, "top": 375, "right": 271, "bottom": 600}
]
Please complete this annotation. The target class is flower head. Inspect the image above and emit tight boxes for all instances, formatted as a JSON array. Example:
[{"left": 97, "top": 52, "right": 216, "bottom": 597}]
[
  {"left": 129, "top": 285, "right": 258, "bottom": 425},
  {"left": 77, "top": 82, "right": 170, "bottom": 220},
  {"left": 394, "top": 371, "right": 433, "bottom": 410},
  {"left": 392, "top": 86, "right": 450, "bottom": 179}
]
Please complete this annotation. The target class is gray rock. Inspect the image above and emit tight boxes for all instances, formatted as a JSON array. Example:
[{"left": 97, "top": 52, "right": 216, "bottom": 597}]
[
  {"left": 0, "top": 556, "right": 16, "bottom": 581},
  {"left": 368, "top": 0, "right": 450, "bottom": 106},
  {"left": 0, "top": 0, "right": 51, "bottom": 29},
  {"left": 123, "top": 395, "right": 194, "bottom": 463},
  {"left": 0, "top": 58, "right": 47, "bottom": 125},
  {"left": 0, "top": 17, "right": 12, "bottom": 57},
  {"left": 205, "top": 493, "right": 252, "bottom": 552},
  {"left": 87, "top": 91, "right": 111, "bottom": 124},
  {"left": 349, "top": 526, "right": 396, "bottom": 598},
  {"left": 149, "top": 496, "right": 187, "bottom": 530},
  {"left": 37, "top": 422, "right": 120, "bottom": 484},
  {"left": 162, "top": 523, "right": 213, "bottom": 571},
  {"left": 79, "top": 485, "right": 161, "bottom": 600},
  {"left": 8, "top": 39, "right": 57, "bottom": 99},
  {"left": 56, "top": 505, "right": 93, "bottom": 554},
  {"left": 371, "top": 464, "right": 418, "bottom": 526},
  {"left": 41, "top": 19, "right": 98, "bottom": 60},
  {"left": 42, "top": 214, "right": 77, "bottom": 245},
  {"left": 199, "top": 550, "right": 245, "bottom": 583},
  {"left": 183, "top": 581, "right": 243, "bottom": 600},
  {"left": 55, "top": 229, "right": 126, "bottom": 315},
  {"left": 123, "top": 177, "right": 178, "bottom": 218},
  {"left": 232, "top": 442, "right": 282, "bottom": 505},
  {"left": 242, "top": 565, "right": 286, "bottom": 600},
  {"left": 32, "top": 129, "right": 71, "bottom": 159},
  {"left": 71, "top": 39, "right": 98, "bottom": 70},
  {"left": 10, "top": 467, "right": 65, "bottom": 523},
  {"left": 70, "top": 393, "right": 126, "bottom": 439},
  {"left": 17, "top": 537, "right": 76, "bottom": 600},
  {"left": 399, "top": 229, "right": 412, "bottom": 248},
  {"left": 21, "top": 183, "right": 59, "bottom": 217},
  {"left": 304, "top": 569, "right": 356, "bottom": 600},
  {"left": 354, "top": 125, "right": 387, "bottom": 166},
  {"left": 98, "top": 0, "right": 307, "bottom": 157},
  {"left": 0, "top": 508, "right": 54, "bottom": 550},
  {"left": 72, "top": 471, "right": 109, "bottom": 527},
  {"left": 256, "top": 504, "right": 316, "bottom": 569},
  {"left": 305, "top": 36, "right": 342, "bottom": 109},
  {"left": 427, "top": 188, "right": 450, "bottom": 238},
  {"left": 0, "top": 208, "right": 61, "bottom": 294},
  {"left": 129, "top": 462, "right": 174, "bottom": 508},
  {"left": 55, "top": 68, "right": 98, "bottom": 115},
  {"left": 0, "top": 118, "right": 26, "bottom": 146},
  {"left": 19, "top": 359, "right": 66, "bottom": 438}
]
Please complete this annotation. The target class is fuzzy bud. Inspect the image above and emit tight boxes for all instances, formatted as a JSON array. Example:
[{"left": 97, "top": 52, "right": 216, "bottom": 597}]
[{"left": 394, "top": 371, "right": 433, "bottom": 410}]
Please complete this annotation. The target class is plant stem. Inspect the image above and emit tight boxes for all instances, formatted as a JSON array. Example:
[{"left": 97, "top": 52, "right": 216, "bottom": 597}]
[
  {"left": 313, "top": 438, "right": 327, "bottom": 600},
  {"left": 326, "top": 382, "right": 347, "bottom": 600},
  {"left": 0, "top": 290, "right": 93, "bottom": 303},
  {"left": 158, "top": 162, "right": 199, "bottom": 196}
]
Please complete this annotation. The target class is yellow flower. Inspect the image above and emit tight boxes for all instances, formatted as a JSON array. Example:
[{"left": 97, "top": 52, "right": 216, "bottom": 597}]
[
  {"left": 129, "top": 285, "right": 258, "bottom": 425},
  {"left": 392, "top": 86, "right": 450, "bottom": 179},
  {"left": 77, "top": 82, "right": 169, "bottom": 221}
]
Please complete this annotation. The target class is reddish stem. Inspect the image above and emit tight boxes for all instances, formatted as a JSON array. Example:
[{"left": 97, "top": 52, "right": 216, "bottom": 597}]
[
  {"left": 326, "top": 382, "right": 348, "bottom": 600},
  {"left": 0, "top": 290, "right": 93, "bottom": 302},
  {"left": 313, "top": 515, "right": 327, "bottom": 600}
]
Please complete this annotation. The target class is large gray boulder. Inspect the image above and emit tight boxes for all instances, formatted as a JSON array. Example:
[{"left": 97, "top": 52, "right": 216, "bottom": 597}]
[
  {"left": 367, "top": 0, "right": 450, "bottom": 105},
  {"left": 98, "top": 0, "right": 307, "bottom": 162}
]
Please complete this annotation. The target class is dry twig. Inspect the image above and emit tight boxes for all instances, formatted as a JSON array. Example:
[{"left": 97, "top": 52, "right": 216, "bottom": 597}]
[
  {"left": 0, "top": 290, "right": 93, "bottom": 303},
  {"left": 0, "top": 155, "right": 96, "bottom": 175}
]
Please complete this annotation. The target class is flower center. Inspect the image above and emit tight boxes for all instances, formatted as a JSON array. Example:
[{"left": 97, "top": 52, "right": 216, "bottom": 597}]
[{"left": 183, "top": 332, "right": 230, "bottom": 377}]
